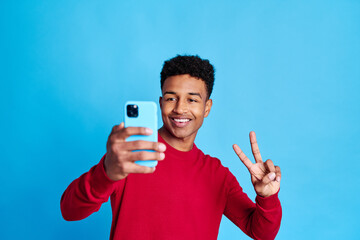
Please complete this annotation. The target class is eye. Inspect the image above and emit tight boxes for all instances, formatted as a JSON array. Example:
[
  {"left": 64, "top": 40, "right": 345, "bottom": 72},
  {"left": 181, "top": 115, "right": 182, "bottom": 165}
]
[
  {"left": 166, "top": 97, "right": 176, "bottom": 101},
  {"left": 189, "top": 99, "right": 198, "bottom": 103}
]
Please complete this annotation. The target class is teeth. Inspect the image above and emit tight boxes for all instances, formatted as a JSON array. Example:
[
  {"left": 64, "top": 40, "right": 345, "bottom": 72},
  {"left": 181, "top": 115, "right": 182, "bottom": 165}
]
[{"left": 173, "top": 118, "right": 190, "bottom": 123}]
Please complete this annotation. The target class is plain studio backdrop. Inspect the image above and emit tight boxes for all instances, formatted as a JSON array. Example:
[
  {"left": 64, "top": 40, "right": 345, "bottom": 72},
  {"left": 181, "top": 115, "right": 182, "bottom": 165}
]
[{"left": 1, "top": 0, "right": 359, "bottom": 239}]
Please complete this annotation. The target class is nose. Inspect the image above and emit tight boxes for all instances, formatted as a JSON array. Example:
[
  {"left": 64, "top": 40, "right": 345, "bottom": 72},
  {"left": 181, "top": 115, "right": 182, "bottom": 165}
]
[{"left": 173, "top": 99, "right": 188, "bottom": 114}]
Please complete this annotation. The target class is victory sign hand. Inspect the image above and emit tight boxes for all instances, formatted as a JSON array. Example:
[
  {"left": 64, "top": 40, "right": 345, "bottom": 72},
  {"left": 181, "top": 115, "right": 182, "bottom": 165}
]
[{"left": 233, "top": 131, "right": 281, "bottom": 198}]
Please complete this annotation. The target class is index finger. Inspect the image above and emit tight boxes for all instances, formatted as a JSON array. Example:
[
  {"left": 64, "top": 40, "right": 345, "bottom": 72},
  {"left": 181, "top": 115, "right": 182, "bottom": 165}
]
[
  {"left": 233, "top": 144, "right": 253, "bottom": 170},
  {"left": 113, "top": 126, "right": 153, "bottom": 140},
  {"left": 250, "top": 131, "right": 263, "bottom": 163},
  {"left": 123, "top": 140, "right": 166, "bottom": 152}
]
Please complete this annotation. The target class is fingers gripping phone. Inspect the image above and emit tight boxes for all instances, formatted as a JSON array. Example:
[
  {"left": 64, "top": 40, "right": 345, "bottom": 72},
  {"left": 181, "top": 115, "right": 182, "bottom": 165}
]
[{"left": 124, "top": 101, "right": 158, "bottom": 168}]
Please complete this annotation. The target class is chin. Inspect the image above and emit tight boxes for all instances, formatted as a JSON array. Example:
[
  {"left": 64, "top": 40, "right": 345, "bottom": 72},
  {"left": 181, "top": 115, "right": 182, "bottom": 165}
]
[
  {"left": 168, "top": 126, "right": 198, "bottom": 140},
  {"left": 172, "top": 131, "right": 191, "bottom": 140}
]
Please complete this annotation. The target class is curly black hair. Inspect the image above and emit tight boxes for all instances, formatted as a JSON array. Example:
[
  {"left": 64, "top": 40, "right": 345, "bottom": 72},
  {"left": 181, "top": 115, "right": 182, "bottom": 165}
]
[{"left": 160, "top": 55, "right": 215, "bottom": 99}]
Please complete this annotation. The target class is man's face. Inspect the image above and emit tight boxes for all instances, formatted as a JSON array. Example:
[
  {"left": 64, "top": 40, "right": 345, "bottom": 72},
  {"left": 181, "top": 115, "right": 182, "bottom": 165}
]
[{"left": 160, "top": 74, "right": 212, "bottom": 141}]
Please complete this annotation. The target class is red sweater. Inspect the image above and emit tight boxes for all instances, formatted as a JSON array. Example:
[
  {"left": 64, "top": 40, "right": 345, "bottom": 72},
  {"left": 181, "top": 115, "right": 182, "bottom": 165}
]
[{"left": 61, "top": 134, "right": 282, "bottom": 240}]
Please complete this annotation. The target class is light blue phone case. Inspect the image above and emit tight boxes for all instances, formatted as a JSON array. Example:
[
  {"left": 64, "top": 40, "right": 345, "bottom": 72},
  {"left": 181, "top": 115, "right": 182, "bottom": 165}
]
[{"left": 124, "top": 101, "right": 158, "bottom": 167}]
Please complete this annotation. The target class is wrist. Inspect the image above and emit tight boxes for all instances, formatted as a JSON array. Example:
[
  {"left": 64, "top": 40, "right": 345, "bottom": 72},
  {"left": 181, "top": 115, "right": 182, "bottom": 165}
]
[
  {"left": 103, "top": 155, "right": 127, "bottom": 181},
  {"left": 255, "top": 189, "right": 281, "bottom": 210}
]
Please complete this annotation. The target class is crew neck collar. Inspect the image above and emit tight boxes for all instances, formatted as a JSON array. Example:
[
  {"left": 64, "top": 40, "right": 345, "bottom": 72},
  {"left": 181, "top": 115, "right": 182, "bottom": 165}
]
[{"left": 158, "top": 132, "right": 198, "bottom": 158}]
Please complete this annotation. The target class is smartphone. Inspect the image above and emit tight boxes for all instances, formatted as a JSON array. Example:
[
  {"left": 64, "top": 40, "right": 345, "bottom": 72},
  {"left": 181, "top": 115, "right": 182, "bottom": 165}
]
[{"left": 124, "top": 101, "right": 158, "bottom": 167}]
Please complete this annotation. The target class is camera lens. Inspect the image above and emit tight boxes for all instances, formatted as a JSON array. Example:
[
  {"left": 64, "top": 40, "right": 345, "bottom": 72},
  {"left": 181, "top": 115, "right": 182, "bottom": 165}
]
[{"left": 127, "top": 104, "right": 138, "bottom": 118}]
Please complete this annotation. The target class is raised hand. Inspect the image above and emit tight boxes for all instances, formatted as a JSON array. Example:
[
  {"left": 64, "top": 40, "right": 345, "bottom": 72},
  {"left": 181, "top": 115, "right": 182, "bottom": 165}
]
[
  {"left": 233, "top": 131, "right": 281, "bottom": 198},
  {"left": 104, "top": 123, "right": 166, "bottom": 181}
]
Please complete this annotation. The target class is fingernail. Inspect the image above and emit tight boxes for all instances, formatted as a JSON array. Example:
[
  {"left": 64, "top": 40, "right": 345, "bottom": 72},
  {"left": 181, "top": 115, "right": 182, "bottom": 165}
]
[
  {"left": 276, "top": 176, "right": 281, "bottom": 182},
  {"left": 160, "top": 153, "right": 165, "bottom": 159},
  {"left": 145, "top": 128, "right": 153, "bottom": 134},
  {"left": 159, "top": 143, "right": 166, "bottom": 151},
  {"left": 269, "top": 172, "right": 276, "bottom": 180}
]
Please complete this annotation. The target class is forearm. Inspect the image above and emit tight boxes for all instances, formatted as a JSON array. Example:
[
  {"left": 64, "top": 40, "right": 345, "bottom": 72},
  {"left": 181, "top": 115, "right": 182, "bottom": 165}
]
[
  {"left": 60, "top": 155, "right": 117, "bottom": 221},
  {"left": 224, "top": 189, "right": 282, "bottom": 240},
  {"left": 246, "top": 192, "right": 282, "bottom": 240}
]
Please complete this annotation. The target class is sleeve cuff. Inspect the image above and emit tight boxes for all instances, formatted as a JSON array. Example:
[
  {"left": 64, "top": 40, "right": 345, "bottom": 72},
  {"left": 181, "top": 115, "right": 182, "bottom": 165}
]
[
  {"left": 89, "top": 154, "right": 118, "bottom": 195},
  {"left": 255, "top": 189, "right": 281, "bottom": 210}
]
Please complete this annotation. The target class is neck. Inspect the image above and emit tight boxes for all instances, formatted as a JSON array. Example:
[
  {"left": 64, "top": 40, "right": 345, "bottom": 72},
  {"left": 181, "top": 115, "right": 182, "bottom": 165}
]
[{"left": 158, "top": 127, "right": 196, "bottom": 152}]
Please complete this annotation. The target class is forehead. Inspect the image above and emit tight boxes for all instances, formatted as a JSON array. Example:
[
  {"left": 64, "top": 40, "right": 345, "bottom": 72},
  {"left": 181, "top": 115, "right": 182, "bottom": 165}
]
[{"left": 162, "top": 74, "right": 207, "bottom": 94}]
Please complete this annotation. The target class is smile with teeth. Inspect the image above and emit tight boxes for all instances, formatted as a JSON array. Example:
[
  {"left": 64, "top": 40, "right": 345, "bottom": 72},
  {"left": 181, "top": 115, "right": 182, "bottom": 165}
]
[
  {"left": 170, "top": 117, "right": 192, "bottom": 127},
  {"left": 173, "top": 118, "right": 191, "bottom": 123}
]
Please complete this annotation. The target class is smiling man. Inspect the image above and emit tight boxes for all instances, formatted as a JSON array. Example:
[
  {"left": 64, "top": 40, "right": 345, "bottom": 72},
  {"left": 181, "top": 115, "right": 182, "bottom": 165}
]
[
  {"left": 159, "top": 73, "right": 213, "bottom": 151},
  {"left": 61, "top": 55, "right": 282, "bottom": 240}
]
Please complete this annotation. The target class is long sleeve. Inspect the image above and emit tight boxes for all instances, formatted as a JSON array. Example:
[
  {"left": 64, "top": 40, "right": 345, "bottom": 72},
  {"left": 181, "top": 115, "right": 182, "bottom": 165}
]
[
  {"left": 60, "top": 154, "right": 120, "bottom": 221},
  {"left": 224, "top": 172, "right": 282, "bottom": 240}
]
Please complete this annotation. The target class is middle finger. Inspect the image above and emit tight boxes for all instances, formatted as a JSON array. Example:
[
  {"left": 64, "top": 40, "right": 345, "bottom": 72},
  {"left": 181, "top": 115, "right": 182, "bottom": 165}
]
[
  {"left": 126, "top": 150, "right": 165, "bottom": 162},
  {"left": 250, "top": 131, "right": 263, "bottom": 163},
  {"left": 123, "top": 140, "right": 166, "bottom": 152}
]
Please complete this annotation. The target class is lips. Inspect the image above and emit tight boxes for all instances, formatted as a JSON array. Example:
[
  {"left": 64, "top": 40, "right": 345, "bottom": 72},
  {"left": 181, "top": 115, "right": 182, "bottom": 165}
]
[{"left": 170, "top": 117, "right": 192, "bottom": 128}]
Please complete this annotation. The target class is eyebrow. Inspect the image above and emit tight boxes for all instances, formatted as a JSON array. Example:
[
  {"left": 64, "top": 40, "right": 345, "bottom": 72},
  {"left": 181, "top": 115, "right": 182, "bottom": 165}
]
[
  {"left": 163, "top": 91, "right": 202, "bottom": 99},
  {"left": 163, "top": 91, "right": 176, "bottom": 95},
  {"left": 189, "top": 92, "right": 202, "bottom": 99}
]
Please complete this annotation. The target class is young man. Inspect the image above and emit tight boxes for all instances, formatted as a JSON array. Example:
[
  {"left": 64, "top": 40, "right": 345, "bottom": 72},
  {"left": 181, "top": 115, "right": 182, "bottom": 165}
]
[{"left": 61, "top": 55, "right": 282, "bottom": 240}]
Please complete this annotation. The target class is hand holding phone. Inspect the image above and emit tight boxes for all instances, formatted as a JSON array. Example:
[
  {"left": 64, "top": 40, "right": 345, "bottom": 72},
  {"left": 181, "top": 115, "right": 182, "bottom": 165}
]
[
  {"left": 104, "top": 124, "right": 166, "bottom": 181},
  {"left": 124, "top": 101, "right": 158, "bottom": 168},
  {"left": 103, "top": 101, "right": 165, "bottom": 181}
]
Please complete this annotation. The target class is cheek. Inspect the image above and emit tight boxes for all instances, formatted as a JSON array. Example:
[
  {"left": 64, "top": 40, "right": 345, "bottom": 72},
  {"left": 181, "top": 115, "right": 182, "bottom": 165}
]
[
  {"left": 193, "top": 105, "right": 207, "bottom": 118},
  {"left": 161, "top": 103, "right": 172, "bottom": 116}
]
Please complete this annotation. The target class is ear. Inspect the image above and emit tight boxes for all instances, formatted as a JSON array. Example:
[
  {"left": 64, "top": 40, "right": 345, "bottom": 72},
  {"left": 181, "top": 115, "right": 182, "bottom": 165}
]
[
  {"left": 159, "top": 96, "right": 163, "bottom": 109},
  {"left": 204, "top": 99, "right": 213, "bottom": 118}
]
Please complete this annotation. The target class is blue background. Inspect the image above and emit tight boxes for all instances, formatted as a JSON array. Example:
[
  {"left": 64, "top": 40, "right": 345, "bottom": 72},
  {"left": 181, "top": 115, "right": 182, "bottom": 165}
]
[{"left": 1, "top": 0, "right": 359, "bottom": 239}]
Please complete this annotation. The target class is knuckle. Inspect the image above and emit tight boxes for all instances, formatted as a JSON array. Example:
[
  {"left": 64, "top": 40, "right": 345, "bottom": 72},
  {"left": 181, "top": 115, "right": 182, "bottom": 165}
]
[
  {"left": 120, "top": 163, "right": 131, "bottom": 175},
  {"left": 133, "top": 140, "right": 142, "bottom": 149},
  {"left": 138, "top": 166, "right": 147, "bottom": 173},
  {"left": 110, "top": 126, "right": 116, "bottom": 134},
  {"left": 140, "top": 140, "right": 148, "bottom": 148},
  {"left": 119, "top": 151, "right": 129, "bottom": 162},
  {"left": 117, "top": 142, "right": 126, "bottom": 150},
  {"left": 110, "top": 144, "right": 118, "bottom": 153},
  {"left": 116, "top": 161, "right": 125, "bottom": 172},
  {"left": 130, "top": 167, "right": 139, "bottom": 174},
  {"left": 143, "top": 166, "right": 153, "bottom": 173},
  {"left": 139, "top": 167, "right": 148, "bottom": 174},
  {"left": 138, "top": 151, "right": 147, "bottom": 160},
  {"left": 118, "top": 162, "right": 125, "bottom": 171},
  {"left": 112, "top": 152, "right": 126, "bottom": 164},
  {"left": 140, "top": 127, "right": 147, "bottom": 135},
  {"left": 114, "top": 154, "right": 122, "bottom": 163},
  {"left": 133, "top": 165, "right": 145, "bottom": 174},
  {"left": 124, "top": 128, "right": 131, "bottom": 135},
  {"left": 109, "top": 134, "right": 116, "bottom": 143}
]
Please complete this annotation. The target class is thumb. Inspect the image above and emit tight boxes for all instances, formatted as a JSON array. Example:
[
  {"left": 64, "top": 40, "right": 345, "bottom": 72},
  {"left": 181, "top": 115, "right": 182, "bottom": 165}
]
[
  {"left": 112, "top": 122, "right": 125, "bottom": 133},
  {"left": 262, "top": 172, "right": 276, "bottom": 185}
]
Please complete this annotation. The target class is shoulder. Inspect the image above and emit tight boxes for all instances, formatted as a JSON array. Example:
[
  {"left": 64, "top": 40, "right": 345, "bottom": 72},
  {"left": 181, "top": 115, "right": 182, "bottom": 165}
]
[
  {"left": 195, "top": 146, "right": 229, "bottom": 172},
  {"left": 195, "top": 147, "right": 241, "bottom": 193}
]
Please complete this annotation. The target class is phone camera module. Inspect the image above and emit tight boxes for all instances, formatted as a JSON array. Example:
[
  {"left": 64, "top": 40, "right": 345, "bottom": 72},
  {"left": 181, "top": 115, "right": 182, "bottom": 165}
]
[{"left": 127, "top": 104, "right": 139, "bottom": 118}]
